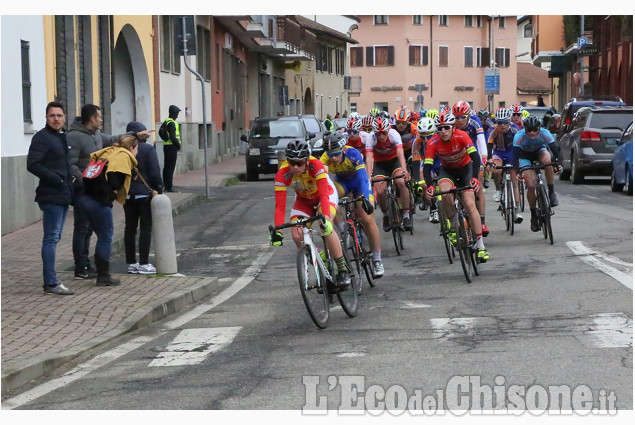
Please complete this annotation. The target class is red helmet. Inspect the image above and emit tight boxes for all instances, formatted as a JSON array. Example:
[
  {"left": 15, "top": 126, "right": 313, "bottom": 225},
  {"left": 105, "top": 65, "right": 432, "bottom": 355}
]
[
  {"left": 410, "top": 111, "right": 420, "bottom": 122},
  {"left": 452, "top": 101, "right": 471, "bottom": 117},
  {"left": 434, "top": 111, "right": 456, "bottom": 127},
  {"left": 372, "top": 117, "right": 391, "bottom": 132},
  {"left": 347, "top": 116, "right": 361, "bottom": 131},
  {"left": 361, "top": 115, "right": 375, "bottom": 129},
  {"left": 509, "top": 104, "right": 524, "bottom": 114}
]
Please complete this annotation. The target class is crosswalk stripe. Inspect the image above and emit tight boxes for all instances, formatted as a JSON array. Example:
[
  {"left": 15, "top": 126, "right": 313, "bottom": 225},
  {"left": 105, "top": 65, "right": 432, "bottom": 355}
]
[{"left": 566, "top": 241, "right": 633, "bottom": 290}]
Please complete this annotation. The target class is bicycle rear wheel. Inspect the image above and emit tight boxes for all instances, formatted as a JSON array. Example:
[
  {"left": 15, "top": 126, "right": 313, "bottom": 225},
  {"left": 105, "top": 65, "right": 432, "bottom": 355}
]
[
  {"left": 389, "top": 197, "right": 402, "bottom": 255},
  {"left": 344, "top": 224, "right": 363, "bottom": 293},
  {"left": 297, "top": 245, "right": 329, "bottom": 329},
  {"left": 336, "top": 246, "right": 359, "bottom": 318},
  {"left": 519, "top": 181, "right": 526, "bottom": 212},
  {"left": 358, "top": 225, "right": 376, "bottom": 287},
  {"left": 438, "top": 206, "right": 454, "bottom": 264},
  {"left": 506, "top": 180, "right": 515, "bottom": 235},
  {"left": 538, "top": 185, "right": 549, "bottom": 240},
  {"left": 456, "top": 212, "right": 473, "bottom": 283}
]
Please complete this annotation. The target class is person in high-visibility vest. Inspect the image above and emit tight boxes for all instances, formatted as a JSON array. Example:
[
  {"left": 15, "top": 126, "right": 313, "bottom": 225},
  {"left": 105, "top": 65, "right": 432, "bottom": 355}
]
[
  {"left": 162, "top": 105, "right": 181, "bottom": 192},
  {"left": 324, "top": 114, "right": 334, "bottom": 132}
]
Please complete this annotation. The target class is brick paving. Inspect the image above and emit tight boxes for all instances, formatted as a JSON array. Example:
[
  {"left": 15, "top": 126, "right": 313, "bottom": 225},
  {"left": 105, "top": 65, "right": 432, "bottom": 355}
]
[{"left": 1, "top": 155, "right": 246, "bottom": 396}]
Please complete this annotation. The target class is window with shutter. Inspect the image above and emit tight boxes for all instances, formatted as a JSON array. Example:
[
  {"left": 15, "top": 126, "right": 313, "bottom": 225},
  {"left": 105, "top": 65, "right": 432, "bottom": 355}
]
[
  {"left": 374, "top": 15, "right": 389, "bottom": 25},
  {"left": 479, "top": 47, "right": 490, "bottom": 67},
  {"left": 366, "top": 46, "right": 374, "bottom": 66},
  {"left": 464, "top": 47, "right": 473, "bottom": 67},
  {"left": 375, "top": 46, "right": 389, "bottom": 66},
  {"left": 439, "top": 46, "right": 448, "bottom": 67},
  {"left": 498, "top": 16, "right": 505, "bottom": 28},
  {"left": 21, "top": 40, "right": 32, "bottom": 123},
  {"left": 439, "top": 15, "right": 448, "bottom": 26},
  {"left": 409, "top": 45, "right": 429, "bottom": 66},
  {"left": 387, "top": 45, "right": 394, "bottom": 66},
  {"left": 350, "top": 47, "right": 363, "bottom": 67},
  {"left": 464, "top": 16, "right": 473, "bottom": 27},
  {"left": 413, "top": 15, "right": 422, "bottom": 25}
]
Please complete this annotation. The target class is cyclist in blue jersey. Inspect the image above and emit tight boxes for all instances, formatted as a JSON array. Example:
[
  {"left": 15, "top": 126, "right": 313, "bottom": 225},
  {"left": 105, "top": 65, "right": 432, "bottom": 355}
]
[
  {"left": 320, "top": 132, "right": 384, "bottom": 277},
  {"left": 453, "top": 101, "right": 489, "bottom": 236},
  {"left": 513, "top": 116, "right": 562, "bottom": 232},
  {"left": 487, "top": 108, "right": 523, "bottom": 223}
]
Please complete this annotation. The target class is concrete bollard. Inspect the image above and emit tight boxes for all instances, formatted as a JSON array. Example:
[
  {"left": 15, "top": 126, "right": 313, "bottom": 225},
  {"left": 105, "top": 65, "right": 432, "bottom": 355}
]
[{"left": 151, "top": 194, "right": 178, "bottom": 274}]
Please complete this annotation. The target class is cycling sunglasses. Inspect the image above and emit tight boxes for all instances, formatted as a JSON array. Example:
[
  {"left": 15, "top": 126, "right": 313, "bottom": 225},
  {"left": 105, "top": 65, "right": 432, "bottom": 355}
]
[
  {"left": 420, "top": 133, "right": 434, "bottom": 140},
  {"left": 455, "top": 115, "right": 469, "bottom": 120},
  {"left": 326, "top": 150, "right": 343, "bottom": 157},
  {"left": 288, "top": 159, "right": 306, "bottom": 167},
  {"left": 362, "top": 127, "right": 372, "bottom": 131},
  {"left": 496, "top": 120, "right": 510, "bottom": 125},
  {"left": 525, "top": 127, "right": 540, "bottom": 133},
  {"left": 511, "top": 113, "right": 522, "bottom": 117},
  {"left": 347, "top": 129, "right": 359, "bottom": 135},
  {"left": 437, "top": 125, "right": 453, "bottom": 132},
  {"left": 375, "top": 131, "right": 388, "bottom": 136}
]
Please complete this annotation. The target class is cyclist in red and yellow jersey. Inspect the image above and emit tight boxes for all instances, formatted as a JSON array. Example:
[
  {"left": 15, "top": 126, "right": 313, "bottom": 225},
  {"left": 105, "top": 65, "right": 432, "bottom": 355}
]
[
  {"left": 271, "top": 140, "right": 351, "bottom": 289},
  {"left": 423, "top": 111, "right": 490, "bottom": 262}
]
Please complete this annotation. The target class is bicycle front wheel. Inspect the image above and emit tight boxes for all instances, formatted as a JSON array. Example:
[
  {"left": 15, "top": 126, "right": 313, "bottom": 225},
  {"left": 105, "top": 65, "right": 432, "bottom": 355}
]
[
  {"left": 438, "top": 206, "right": 454, "bottom": 264},
  {"left": 456, "top": 212, "right": 473, "bottom": 283},
  {"left": 519, "top": 181, "right": 525, "bottom": 212},
  {"left": 506, "top": 180, "right": 515, "bottom": 235},
  {"left": 345, "top": 224, "right": 363, "bottom": 293},
  {"left": 538, "top": 185, "right": 549, "bottom": 240},
  {"left": 389, "top": 197, "right": 402, "bottom": 255},
  {"left": 358, "top": 224, "right": 376, "bottom": 287},
  {"left": 297, "top": 245, "right": 329, "bottom": 329},
  {"left": 336, "top": 246, "right": 359, "bottom": 318}
]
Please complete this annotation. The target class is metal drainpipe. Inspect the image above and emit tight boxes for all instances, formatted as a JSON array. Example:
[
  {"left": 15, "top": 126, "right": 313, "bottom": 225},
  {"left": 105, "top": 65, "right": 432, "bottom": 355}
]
[{"left": 430, "top": 16, "right": 433, "bottom": 100}]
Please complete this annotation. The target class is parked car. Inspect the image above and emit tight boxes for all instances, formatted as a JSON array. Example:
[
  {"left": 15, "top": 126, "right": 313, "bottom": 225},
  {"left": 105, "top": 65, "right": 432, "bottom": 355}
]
[
  {"left": 242, "top": 116, "right": 315, "bottom": 181},
  {"left": 333, "top": 118, "right": 349, "bottom": 132},
  {"left": 546, "top": 113, "right": 561, "bottom": 136},
  {"left": 299, "top": 114, "right": 326, "bottom": 156},
  {"left": 523, "top": 106, "right": 557, "bottom": 124},
  {"left": 558, "top": 106, "right": 634, "bottom": 184},
  {"left": 555, "top": 96, "right": 627, "bottom": 145},
  {"left": 610, "top": 122, "right": 633, "bottom": 195}
]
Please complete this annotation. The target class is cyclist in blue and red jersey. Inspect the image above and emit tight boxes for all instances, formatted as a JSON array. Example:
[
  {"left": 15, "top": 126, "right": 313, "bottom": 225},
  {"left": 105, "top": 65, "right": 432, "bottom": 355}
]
[
  {"left": 453, "top": 100, "right": 489, "bottom": 237},
  {"left": 513, "top": 115, "right": 562, "bottom": 232},
  {"left": 366, "top": 116, "right": 412, "bottom": 232},
  {"left": 423, "top": 111, "right": 490, "bottom": 262},
  {"left": 271, "top": 140, "right": 351, "bottom": 289},
  {"left": 320, "top": 132, "right": 384, "bottom": 277}
]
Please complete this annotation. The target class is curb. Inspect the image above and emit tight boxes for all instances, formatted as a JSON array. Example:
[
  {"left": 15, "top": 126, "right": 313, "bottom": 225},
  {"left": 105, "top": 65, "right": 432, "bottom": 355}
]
[{"left": 1, "top": 276, "right": 221, "bottom": 397}]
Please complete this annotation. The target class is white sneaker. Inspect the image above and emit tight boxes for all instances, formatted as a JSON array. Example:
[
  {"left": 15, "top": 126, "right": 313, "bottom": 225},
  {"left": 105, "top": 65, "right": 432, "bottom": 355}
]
[
  {"left": 493, "top": 190, "right": 501, "bottom": 202},
  {"left": 138, "top": 263, "right": 157, "bottom": 275},
  {"left": 514, "top": 211, "right": 524, "bottom": 224},
  {"left": 373, "top": 261, "right": 384, "bottom": 277},
  {"left": 127, "top": 263, "right": 140, "bottom": 274}
]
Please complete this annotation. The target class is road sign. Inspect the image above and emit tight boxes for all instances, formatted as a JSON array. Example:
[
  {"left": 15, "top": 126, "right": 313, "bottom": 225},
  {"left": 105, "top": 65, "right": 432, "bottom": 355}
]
[
  {"left": 577, "top": 37, "right": 588, "bottom": 49},
  {"left": 485, "top": 68, "right": 500, "bottom": 95},
  {"left": 175, "top": 16, "right": 196, "bottom": 56},
  {"left": 414, "top": 83, "right": 426, "bottom": 93},
  {"left": 579, "top": 44, "right": 598, "bottom": 56}
]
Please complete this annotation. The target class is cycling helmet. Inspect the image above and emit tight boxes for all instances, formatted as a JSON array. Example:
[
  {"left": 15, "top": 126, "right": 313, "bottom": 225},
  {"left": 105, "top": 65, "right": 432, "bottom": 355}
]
[
  {"left": 349, "top": 111, "right": 360, "bottom": 119},
  {"left": 523, "top": 115, "right": 541, "bottom": 130},
  {"left": 495, "top": 108, "right": 512, "bottom": 121},
  {"left": 394, "top": 107, "right": 411, "bottom": 122},
  {"left": 509, "top": 104, "right": 524, "bottom": 115},
  {"left": 425, "top": 108, "right": 439, "bottom": 120},
  {"left": 361, "top": 114, "right": 375, "bottom": 129},
  {"left": 417, "top": 117, "right": 436, "bottom": 135},
  {"left": 477, "top": 109, "right": 490, "bottom": 118},
  {"left": 380, "top": 110, "right": 390, "bottom": 119},
  {"left": 325, "top": 131, "right": 348, "bottom": 152},
  {"left": 369, "top": 107, "right": 380, "bottom": 117},
  {"left": 434, "top": 110, "right": 456, "bottom": 127},
  {"left": 347, "top": 116, "right": 362, "bottom": 131},
  {"left": 285, "top": 140, "right": 311, "bottom": 160},
  {"left": 410, "top": 111, "right": 421, "bottom": 122},
  {"left": 452, "top": 101, "right": 471, "bottom": 117},
  {"left": 372, "top": 117, "right": 391, "bottom": 133},
  {"left": 521, "top": 110, "right": 530, "bottom": 119}
]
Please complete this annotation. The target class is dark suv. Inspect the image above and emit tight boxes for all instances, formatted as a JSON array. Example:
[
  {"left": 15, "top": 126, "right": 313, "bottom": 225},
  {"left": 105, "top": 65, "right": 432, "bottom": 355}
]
[
  {"left": 558, "top": 105, "right": 633, "bottom": 184},
  {"left": 555, "top": 95, "right": 627, "bottom": 145},
  {"left": 242, "top": 116, "right": 316, "bottom": 181}
]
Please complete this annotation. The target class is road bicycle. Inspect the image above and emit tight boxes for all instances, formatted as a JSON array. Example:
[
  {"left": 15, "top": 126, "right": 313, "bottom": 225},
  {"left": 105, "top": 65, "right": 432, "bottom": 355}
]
[
  {"left": 269, "top": 214, "right": 359, "bottom": 329},
  {"left": 434, "top": 185, "right": 480, "bottom": 283},
  {"left": 373, "top": 174, "right": 406, "bottom": 255},
  {"left": 338, "top": 195, "right": 376, "bottom": 289},
  {"left": 491, "top": 163, "right": 520, "bottom": 235},
  {"left": 519, "top": 162, "right": 556, "bottom": 245},
  {"left": 518, "top": 179, "right": 526, "bottom": 212}
]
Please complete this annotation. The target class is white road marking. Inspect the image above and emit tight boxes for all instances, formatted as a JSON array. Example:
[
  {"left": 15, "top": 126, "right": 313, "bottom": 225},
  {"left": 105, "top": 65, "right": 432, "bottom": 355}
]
[
  {"left": 336, "top": 352, "right": 366, "bottom": 358},
  {"left": 2, "top": 248, "right": 275, "bottom": 409},
  {"left": 148, "top": 327, "right": 242, "bottom": 367},
  {"left": 587, "top": 313, "right": 633, "bottom": 348},
  {"left": 566, "top": 241, "right": 633, "bottom": 290}
]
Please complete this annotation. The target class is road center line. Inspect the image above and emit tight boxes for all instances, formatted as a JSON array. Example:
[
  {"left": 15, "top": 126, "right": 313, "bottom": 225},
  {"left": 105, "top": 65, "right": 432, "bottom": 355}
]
[
  {"left": 566, "top": 241, "right": 633, "bottom": 290},
  {"left": 2, "top": 248, "right": 275, "bottom": 410}
]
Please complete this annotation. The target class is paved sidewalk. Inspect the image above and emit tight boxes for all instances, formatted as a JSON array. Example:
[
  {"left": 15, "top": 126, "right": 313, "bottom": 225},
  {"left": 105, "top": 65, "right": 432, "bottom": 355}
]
[{"left": 1, "top": 154, "right": 246, "bottom": 397}]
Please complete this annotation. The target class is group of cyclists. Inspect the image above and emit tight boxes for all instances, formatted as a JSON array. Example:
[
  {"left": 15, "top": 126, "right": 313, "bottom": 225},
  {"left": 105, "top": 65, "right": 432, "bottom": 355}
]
[{"left": 269, "top": 101, "right": 562, "bottom": 292}]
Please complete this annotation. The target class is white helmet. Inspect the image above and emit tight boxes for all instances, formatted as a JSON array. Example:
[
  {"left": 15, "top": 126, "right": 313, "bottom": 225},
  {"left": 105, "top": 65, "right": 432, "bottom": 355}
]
[
  {"left": 417, "top": 117, "right": 436, "bottom": 135},
  {"left": 349, "top": 112, "right": 360, "bottom": 119},
  {"left": 495, "top": 108, "right": 512, "bottom": 121}
]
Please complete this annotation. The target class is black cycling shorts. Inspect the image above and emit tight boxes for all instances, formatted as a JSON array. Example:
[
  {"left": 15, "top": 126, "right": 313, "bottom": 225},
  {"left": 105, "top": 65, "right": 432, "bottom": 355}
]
[{"left": 437, "top": 162, "right": 474, "bottom": 188}]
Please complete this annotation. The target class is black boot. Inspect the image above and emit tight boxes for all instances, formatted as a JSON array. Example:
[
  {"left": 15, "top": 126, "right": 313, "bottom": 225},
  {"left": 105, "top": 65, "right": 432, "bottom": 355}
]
[{"left": 95, "top": 255, "right": 121, "bottom": 286}]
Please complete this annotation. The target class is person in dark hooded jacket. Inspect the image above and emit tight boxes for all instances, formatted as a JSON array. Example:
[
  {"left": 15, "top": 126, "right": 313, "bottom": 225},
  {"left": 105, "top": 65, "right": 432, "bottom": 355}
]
[
  {"left": 124, "top": 121, "right": 163, "bottom": 275},
  {"left": 161, "top": 105, "right": 181, "bottom": 192}
]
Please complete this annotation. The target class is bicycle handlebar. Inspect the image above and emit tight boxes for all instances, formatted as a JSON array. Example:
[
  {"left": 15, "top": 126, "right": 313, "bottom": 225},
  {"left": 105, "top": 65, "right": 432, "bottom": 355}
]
[
  {"left": 434, "top": 185, "right": 473, "bottom": 196},
  {"left": 518, "top": 162, "right": 558, "bottom": 173},
  {"left": 338, "top": 195, "right": 366, "bottom": 206},
  {"left": 372, "top": 174, "right": 405, "bottom": 185},
  {"left": 269, "top": 213, "right": 325, "bottom": 233}
]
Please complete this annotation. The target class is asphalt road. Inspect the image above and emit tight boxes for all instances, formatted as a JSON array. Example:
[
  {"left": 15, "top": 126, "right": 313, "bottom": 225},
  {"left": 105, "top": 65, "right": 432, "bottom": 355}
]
[{"left": 9, "top": 175, "right": 633, "bottom": 413}]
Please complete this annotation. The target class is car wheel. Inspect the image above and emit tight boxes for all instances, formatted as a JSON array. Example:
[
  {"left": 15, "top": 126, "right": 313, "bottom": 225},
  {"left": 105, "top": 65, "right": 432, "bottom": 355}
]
[
  {"left": 610, "top": 169, "right": 624, "bottom": 192},
  {"left": 246, "top": 166, "right": 259, "bottom": 181},
  {"left": 626, "top": 166, "right": 633, "bottom": 196},
  {"left": 571, "top": 152, "right": 584, "bottom": 184}
]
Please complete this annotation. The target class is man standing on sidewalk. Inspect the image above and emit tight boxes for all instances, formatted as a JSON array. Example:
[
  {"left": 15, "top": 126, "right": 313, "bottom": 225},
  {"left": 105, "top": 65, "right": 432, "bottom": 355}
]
[
  {"left": 68, "top": 104, "right": 152, "bottom": 279},
  {"left": 26, "top": 102, "right": 75, "bottom": 295},
  {"left": 161, "top": 105, "right": 181, "bottom": 192}
]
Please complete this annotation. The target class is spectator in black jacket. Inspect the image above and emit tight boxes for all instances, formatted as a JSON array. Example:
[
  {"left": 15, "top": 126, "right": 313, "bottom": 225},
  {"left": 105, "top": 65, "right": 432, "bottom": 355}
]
[
  {"left": 124, "top": 122, "right": 163, "bottom": 275},
  {"left": 26, "top": 102, "right": 75, "bottom": 295}
]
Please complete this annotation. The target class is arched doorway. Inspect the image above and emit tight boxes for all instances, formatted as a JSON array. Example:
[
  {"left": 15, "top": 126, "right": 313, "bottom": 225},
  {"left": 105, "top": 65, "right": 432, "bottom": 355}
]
[
  {"left": 111, "top": 24, "right": 152, "bottom": 134},
  {"left": 304, "top": 87, "right": 314, "bottom": 114}
]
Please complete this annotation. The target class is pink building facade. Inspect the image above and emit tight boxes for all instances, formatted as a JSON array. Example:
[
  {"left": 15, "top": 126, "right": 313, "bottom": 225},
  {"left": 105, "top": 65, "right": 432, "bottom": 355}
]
[{"left": 349, "top": 15, "right": 519, "bottom": 115}]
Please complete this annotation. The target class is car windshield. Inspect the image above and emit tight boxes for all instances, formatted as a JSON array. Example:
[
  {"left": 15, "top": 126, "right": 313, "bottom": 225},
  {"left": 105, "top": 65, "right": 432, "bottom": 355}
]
[
  {"left": 525, "top": 108, "right": 552, "bottom": 121},
  {"left": 251, "top": 120, "right": 305, "bottom": 138},
  {"left": 589, "top": 112, "right": 634, "bottom": 132},
  {"left": 302, "top": 118, "right": 321, "bottom": 133}
]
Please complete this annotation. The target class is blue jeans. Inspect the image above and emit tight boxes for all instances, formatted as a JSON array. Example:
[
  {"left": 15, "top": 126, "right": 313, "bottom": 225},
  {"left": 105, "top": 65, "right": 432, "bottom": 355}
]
[
  {"left": 77, "top": 195, "right": 113, "bottom": 261},
  {"left": 39, "top": 203, "right": 69, "bottom": 286}
]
